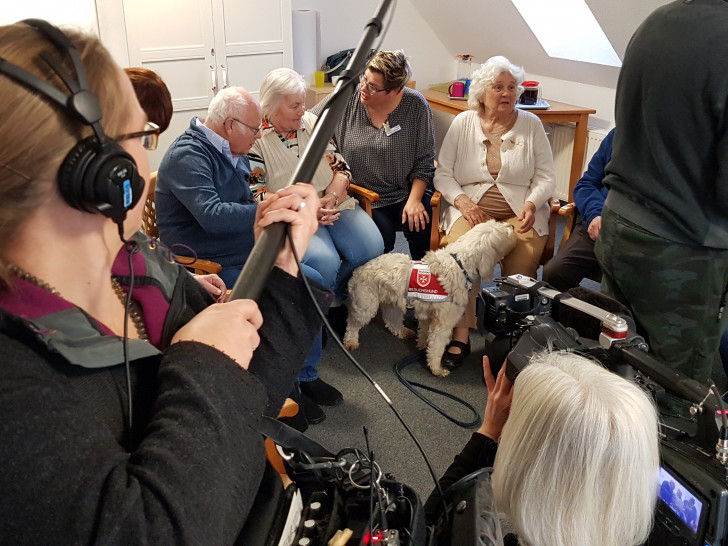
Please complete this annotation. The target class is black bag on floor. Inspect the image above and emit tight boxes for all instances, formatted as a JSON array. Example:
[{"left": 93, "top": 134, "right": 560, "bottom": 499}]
[{"left": 257, "top": 416, "right": 427, "bottom": 545}]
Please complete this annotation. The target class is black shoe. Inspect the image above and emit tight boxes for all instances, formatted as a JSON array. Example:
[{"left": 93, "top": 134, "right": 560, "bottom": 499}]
[
  {"left": 280, "top": 386, "right": 309, "bottom": 432},
  {"left": 442, "top": 339, "right": 471, "bottom": 370},
  {"left": 279, "top": 409, "right": 309, "bottom": 432},
  {"left": 299, "top": 377, "right": 344, "bottom": 406},
  {"left": 301, "top": 394, "right": 326, "bottom": 425}
]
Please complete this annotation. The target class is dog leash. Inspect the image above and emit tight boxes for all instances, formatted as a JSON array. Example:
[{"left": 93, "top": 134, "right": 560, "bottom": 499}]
[
  {"left": 394, "top": 351, "right": 481, "bottom": 428},
  {"left": 449, "top": 253, "right": 473, "bottom": 291}
]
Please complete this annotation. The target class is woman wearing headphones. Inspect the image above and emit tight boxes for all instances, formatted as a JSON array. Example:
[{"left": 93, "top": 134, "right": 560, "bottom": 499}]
[{"left": 0, "top": 21, "right": 324, "bottom": 543}]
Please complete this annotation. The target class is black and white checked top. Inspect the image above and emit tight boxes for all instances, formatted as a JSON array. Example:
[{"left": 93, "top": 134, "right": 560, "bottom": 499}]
[{"left": 312, "top": 86, "right": 436, "bottom": 208}]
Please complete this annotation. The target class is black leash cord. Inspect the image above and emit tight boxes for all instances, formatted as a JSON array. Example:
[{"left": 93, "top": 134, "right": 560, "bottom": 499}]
[{"left": 394, "top": 351, "right": 481, "bottom": 429}]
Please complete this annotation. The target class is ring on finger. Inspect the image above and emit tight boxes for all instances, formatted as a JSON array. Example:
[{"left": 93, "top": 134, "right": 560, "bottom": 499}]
[{"left": 298, "top": 200, "right": 307, "bottom": 210}]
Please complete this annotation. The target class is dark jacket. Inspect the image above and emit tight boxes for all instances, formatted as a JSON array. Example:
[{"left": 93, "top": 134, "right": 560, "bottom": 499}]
[
  {"left": 0, "top": 234, "right": 329, "bottom": 544},
  {"left": 573, "top": 127, "right": 614, "bottom": 227},
  {"left": 603, "top": 0, "right": 728, "bottom": 249}
]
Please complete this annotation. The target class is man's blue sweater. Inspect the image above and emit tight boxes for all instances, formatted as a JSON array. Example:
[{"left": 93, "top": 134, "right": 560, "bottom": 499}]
[{"left": 156, "top": 118, "right": 257, "bottom": 271}]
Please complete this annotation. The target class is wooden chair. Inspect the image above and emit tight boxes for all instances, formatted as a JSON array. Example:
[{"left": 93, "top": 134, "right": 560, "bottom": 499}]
[
  {"left": 348, "top": 183, "right": 380, "bottom": 216},
  {"left": 142, "top": 172, "right": 224, "bottom": 275},
  {"left": 427, "top": 193, "right": 560, "bottom": 265},
  {"left": 541, "top": 198, "right": 562, "bottom": 266}
]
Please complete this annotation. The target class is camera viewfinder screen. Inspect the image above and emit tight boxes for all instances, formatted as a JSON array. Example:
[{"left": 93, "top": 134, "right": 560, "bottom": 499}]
[{"left": 658, "top": 466, "right": 702, "bottom": 534}]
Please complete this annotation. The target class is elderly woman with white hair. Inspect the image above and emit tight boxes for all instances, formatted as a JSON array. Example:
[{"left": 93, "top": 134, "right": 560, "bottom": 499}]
[
  {"left": 250, "top": 68, "right": 384, "bottom": 304},
  {"left": 434, "top": 55, "right": 556, "bottom": 369},
  {"left": 425, "top": 352, "right": 660, "bottom": 546}
]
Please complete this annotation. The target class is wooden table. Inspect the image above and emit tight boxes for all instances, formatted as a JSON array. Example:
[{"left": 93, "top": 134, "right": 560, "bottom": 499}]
[{"left": 421, "top": 88, "right": 596, "bottom": 200}]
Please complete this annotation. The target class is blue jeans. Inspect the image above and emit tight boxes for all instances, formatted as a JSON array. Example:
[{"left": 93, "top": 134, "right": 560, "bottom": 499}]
[
  {"left": 301, "top": 204, "right": 384, "bottom": 301},
  {"left": 371, "top": 188, "right": 434, "bottom": 260},
  {"left": 219, "top": 263, "right": 324, "bottom": 383}
]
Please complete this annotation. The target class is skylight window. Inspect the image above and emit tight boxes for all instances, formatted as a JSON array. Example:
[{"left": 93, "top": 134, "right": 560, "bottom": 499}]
[{"left": 511, "top": 0, "right": 621, "bottom": 67}]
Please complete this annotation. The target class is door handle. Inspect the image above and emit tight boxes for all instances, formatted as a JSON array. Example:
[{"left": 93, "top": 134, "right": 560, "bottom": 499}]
[
  {"left": 221, "top": 64, "right": 228, "bottom": 89},
  {"left": 210, "top": 64, "right": 217, "bottom": 93}
]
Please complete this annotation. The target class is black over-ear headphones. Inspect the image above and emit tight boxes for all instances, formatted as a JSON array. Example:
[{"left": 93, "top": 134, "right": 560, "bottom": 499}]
[{"left": 0, "top": 19, "right": 144, "bottom": 227}]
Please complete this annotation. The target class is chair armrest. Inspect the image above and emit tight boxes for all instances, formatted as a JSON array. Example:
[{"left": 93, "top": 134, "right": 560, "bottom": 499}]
[
  {"left": 558, "top": 201, "right": 576, "bottom": 217},
  {"left": 265, "top": 398, "right": 299, "bottom": 484},
  {"left": 174, "top": 255, "right": 223, "bottom": 275},
  {"left": 349, "top": 183, "right": 380, "bottom": 217},
  {"left": 557, "top": 202, "right": 578, "bottom": 248},
  {"left": 539, "top": 198, "right": 561, "bottom": 266},
  {"left": 429, "top": 190, "right": 442, "bottom": 250}
]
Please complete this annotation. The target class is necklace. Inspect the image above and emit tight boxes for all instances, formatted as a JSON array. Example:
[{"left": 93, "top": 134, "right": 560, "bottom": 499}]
[
  {"left": 7, "top": 263, "right": 148, "bottom": 341},
  {"left": 7, "top": 263, "right": 60, "bottom": 295},
  {"left": 111, "top": 277, "right": 149, "bottom": 341}
]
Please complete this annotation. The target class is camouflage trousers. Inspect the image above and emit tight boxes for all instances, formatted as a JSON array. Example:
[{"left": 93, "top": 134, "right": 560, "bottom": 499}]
[{"left": 595, "top": 206, "right": 728, "bottom": 385}]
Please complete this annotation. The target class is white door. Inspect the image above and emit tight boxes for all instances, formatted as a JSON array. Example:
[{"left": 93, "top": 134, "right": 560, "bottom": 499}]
[{"left": 104, "top": 0, "right": 292, "bottom": 169}]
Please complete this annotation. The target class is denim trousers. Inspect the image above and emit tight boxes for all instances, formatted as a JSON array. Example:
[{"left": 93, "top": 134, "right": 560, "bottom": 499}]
[{"left": 301, "top": 204, "right": 384, "bottom": 301}]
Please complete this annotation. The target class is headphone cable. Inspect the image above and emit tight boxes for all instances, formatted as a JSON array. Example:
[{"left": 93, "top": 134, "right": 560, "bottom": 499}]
[{"left": 118, "top": 225, "right": 139, "bottom": 434}]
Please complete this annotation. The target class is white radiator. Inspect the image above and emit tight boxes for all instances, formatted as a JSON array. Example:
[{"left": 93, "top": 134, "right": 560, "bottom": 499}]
[{"left": 547, "top": 124, "right": 608, "bottom": 201}]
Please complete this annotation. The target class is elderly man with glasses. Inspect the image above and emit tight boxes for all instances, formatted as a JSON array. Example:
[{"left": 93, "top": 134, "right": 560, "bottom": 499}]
[
  {"left": 156, "top": 86, "right": 336, "bottom": 430},
  {"left": 156, "top": 87, "right": 263, "bottom": 285}
]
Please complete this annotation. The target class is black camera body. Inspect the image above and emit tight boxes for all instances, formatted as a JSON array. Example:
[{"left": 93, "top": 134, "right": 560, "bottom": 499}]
[
  {"left": 478, "top": 275, "right": 728, "bottom": 546},
  {"left": 479, "top": 277, "right": 552, "bottom": 336}
]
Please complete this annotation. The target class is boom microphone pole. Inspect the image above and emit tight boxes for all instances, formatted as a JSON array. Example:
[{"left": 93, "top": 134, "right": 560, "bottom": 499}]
[{"left": 229, "top": 0, "right": 395, "bottom": 302}]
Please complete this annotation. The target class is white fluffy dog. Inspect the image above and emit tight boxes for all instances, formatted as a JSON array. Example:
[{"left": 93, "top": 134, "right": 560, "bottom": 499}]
[{"left": 344, "top": 220, "right": 517, "bottom": 376}]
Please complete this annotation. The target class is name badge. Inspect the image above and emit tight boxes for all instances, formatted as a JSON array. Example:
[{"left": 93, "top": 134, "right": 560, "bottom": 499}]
[{"left": 383, "top": 122, "right": 401, "bottom": 136}]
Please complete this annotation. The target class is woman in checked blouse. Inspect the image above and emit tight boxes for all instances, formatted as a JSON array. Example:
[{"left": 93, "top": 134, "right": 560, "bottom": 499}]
[{"left": 312, "top": 50, "right": 436, "bottom": 259}]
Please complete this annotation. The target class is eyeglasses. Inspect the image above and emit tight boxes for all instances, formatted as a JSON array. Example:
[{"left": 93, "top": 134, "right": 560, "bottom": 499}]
[
  {"left": 114, "top": 121, "right": 160, "bottom": 151},
  {"left": 232, "top": 118, "right": 262, "bottom": 136},
  {"left": 359, "top": 75, "right": 385, "bottom": 95}
]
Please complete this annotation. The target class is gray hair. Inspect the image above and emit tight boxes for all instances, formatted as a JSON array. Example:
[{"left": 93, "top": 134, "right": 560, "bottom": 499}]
[
  {"left": 467, "top": 55, "right": 525, "bottom": 113},
  {"left": 259, "top": 68, "right": 308, "bottom": 119},
  {"left": 492, "top": 351, "right": 659, "bottom": 546},
  {"left": 207, "top": 87, "right": 251, "bottom": 126}
]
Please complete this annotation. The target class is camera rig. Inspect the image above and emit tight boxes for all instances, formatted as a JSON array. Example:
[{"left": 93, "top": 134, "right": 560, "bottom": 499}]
[{"left": 478, "top": 275, "right": 728, "bottom": 546}]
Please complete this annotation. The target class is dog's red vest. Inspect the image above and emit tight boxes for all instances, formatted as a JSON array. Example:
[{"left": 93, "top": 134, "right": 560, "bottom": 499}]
[{"left": 407, "top": 262, "right": 451, "bottom": 302}]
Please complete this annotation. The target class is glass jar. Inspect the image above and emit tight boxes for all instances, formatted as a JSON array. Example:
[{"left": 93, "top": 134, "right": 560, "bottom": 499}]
[{"left": 456, "top": 54, "right": 474, "bottom": 81}]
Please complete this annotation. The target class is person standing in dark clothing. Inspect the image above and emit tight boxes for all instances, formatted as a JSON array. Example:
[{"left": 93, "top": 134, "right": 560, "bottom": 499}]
[{"left": 595, "top": 0, "right": 728, "bottom": 386}]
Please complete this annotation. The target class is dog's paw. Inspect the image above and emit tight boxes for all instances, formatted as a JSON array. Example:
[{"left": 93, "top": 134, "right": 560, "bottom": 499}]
[
  {"left": 399, "top": 328, "right": 416, "bottom": 340},
  {"left": 343, "top": 340, "right": 359, "bottom": 351},
  {"left": 429, "top": 365, "right": 450, "bottom": 377}
]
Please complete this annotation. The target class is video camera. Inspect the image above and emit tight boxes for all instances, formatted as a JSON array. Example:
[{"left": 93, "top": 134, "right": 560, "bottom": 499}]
[{"left": 477, "top": 275, "right": 728, "bottom": 546}]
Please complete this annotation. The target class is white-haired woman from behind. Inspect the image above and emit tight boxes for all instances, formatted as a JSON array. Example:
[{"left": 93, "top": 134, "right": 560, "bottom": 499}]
[{"left": 426, "top": 352, "right": 660, "bottom": 546}]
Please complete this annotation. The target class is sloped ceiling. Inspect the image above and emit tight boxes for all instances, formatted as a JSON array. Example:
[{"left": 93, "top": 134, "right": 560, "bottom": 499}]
[{"left": 408, "top": 0, "right": 671, "bottom": 88}]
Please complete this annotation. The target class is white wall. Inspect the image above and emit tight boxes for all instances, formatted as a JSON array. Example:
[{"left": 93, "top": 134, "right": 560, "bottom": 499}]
[
  {"left": 291, "top": 0, "right": 453, "bottom": 91},
  {"left": 0, "top": 0, "right": 98, "bottom": 30}
]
